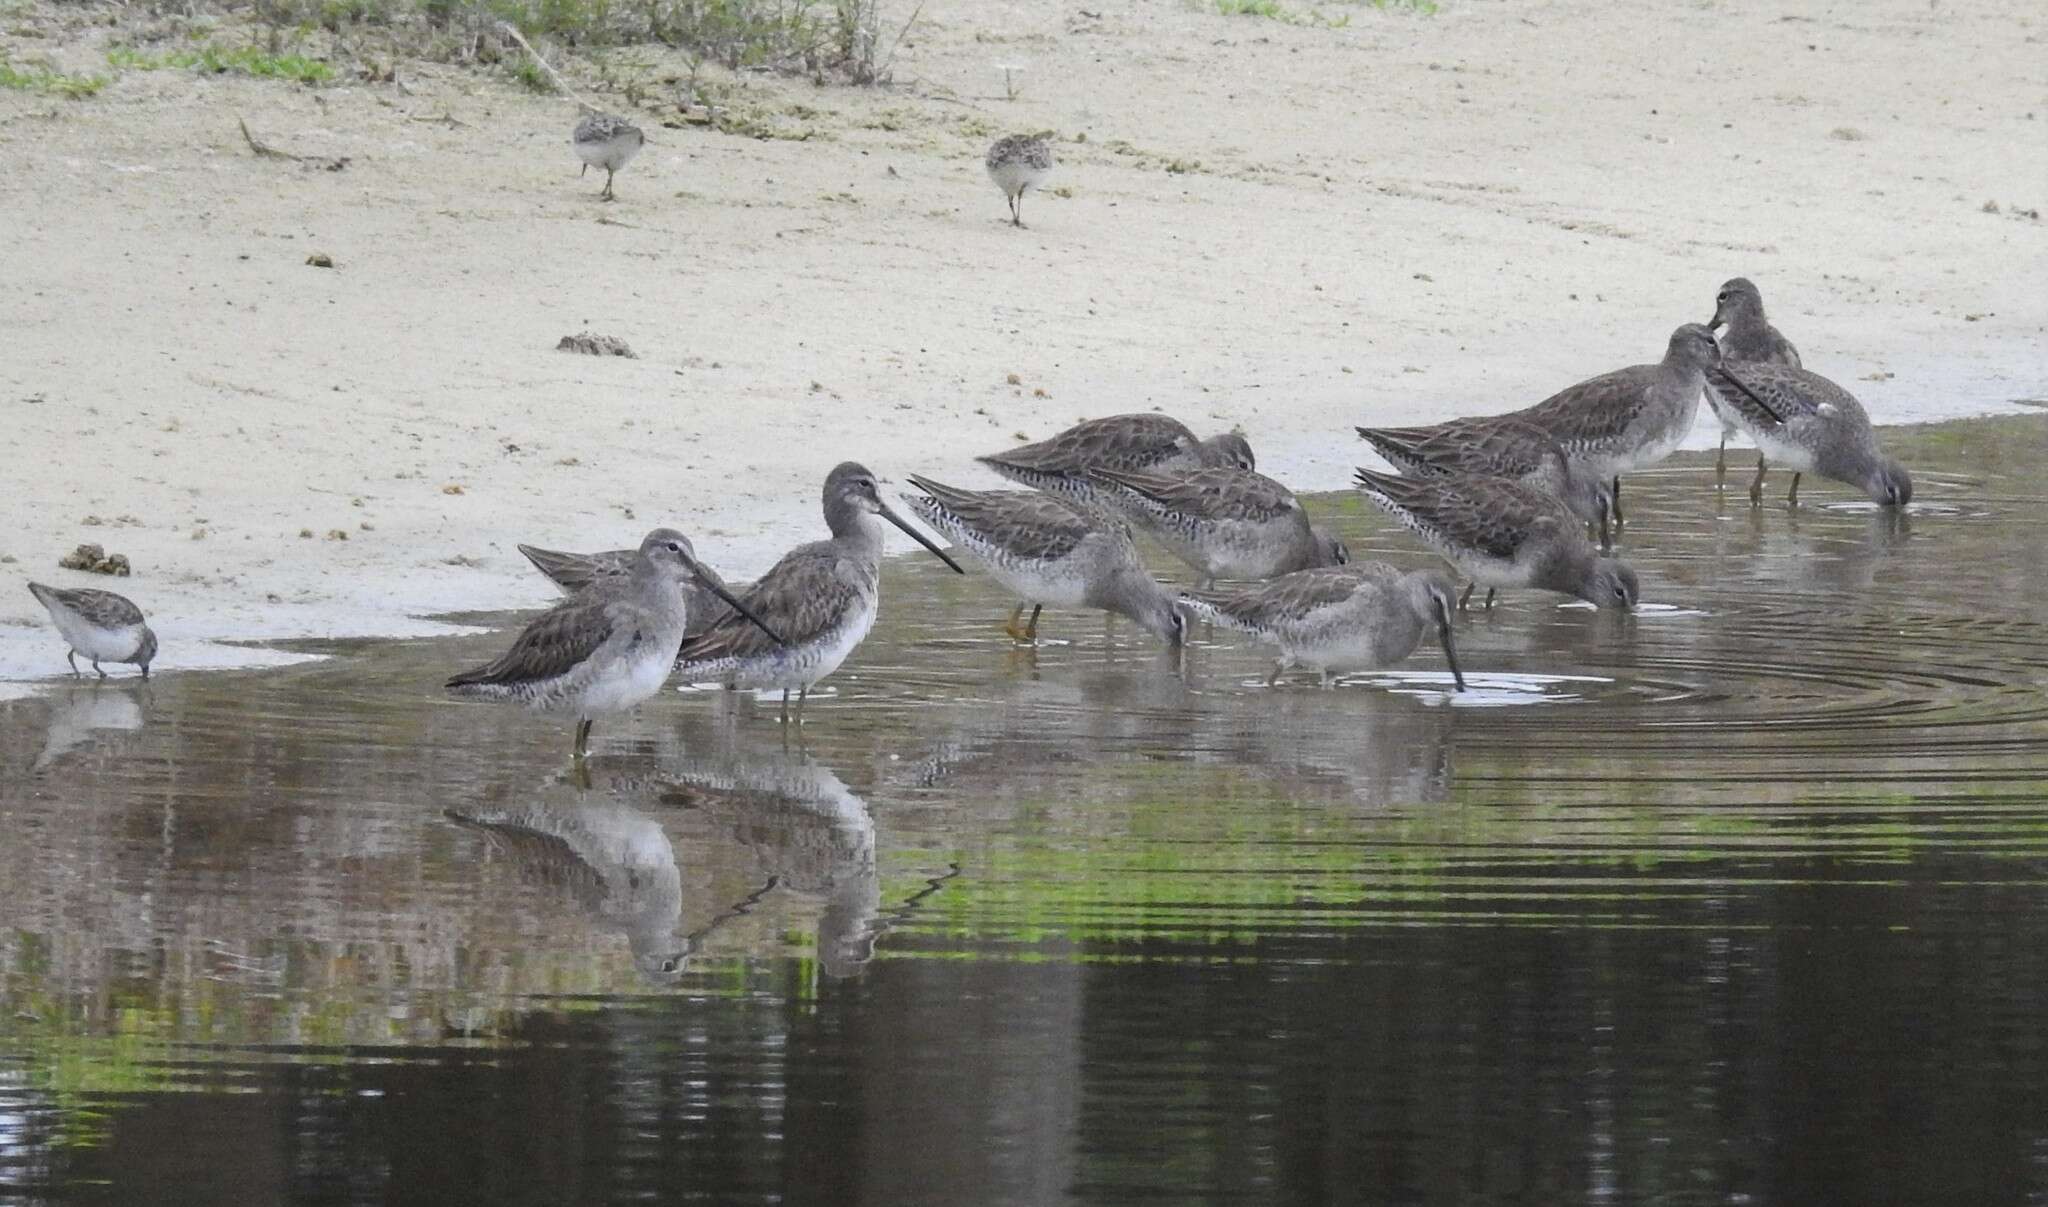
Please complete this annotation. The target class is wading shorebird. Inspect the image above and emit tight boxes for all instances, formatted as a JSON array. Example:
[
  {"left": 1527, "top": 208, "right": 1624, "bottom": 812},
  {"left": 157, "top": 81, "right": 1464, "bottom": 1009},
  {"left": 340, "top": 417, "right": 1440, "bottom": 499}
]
[
  {"left": 1356, "top": 416, "right": 1615, "bottom": 544},
  {"left": 1086, "top": 465, "right": 1348, "bottom": 588},
  {"left": 519, "top": 538, "right": 746, "bottom": 641},
  {"left": 1179, "top": 563, "right": 1466, "bottom": 690},
  {"left": 977, "top": 413, "right": 1254, "bottom": 510},
  {"left": 1354, "top": 469, "right": 1640, "bottom": 611},
  {"left": 985, "top": 132, "right": 1055, "bottom": 227},
  {"left": 900, "top": 474, "right": 1187, "bottom": 646},
  {"left": 673, "top": 463, "right": 966, "bottom": 722},
  {"left": 1705, "top": 361, "right": 1913, "bottom": 508},
  {"left": 446, "top": 528, "right": 781, "bottom": 760},
  {"left": 1704, "top": 276, "right": 1805, "bottom": 480},
  {"left": 574, "top": 112, "right": 644, "bottom": 202},
  {"left": 1507, "top": 323, "right": 1722, "bottom": 527},
  {"left": 26, "top": 582, "right": 157, "bottom": 679}
]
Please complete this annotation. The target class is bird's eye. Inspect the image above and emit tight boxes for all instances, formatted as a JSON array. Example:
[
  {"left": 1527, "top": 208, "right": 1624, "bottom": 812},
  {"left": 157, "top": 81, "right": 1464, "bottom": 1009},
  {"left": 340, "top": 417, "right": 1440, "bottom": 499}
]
[
  {"left": 1717, "top": 291, "right": 1728, "bottom": 303},
  {"left": 666, "top": 542, "right": 682, "bottom": 553},
  {"left": 1614, "top": 585, "right": 1626, "bottom": 599}
]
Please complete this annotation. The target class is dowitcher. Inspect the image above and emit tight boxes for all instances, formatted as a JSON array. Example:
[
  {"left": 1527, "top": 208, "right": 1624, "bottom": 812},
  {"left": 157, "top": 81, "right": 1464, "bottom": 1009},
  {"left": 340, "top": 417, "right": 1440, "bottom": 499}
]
[
  {"left": 573, "top": 112, "right": 644, "bottom": 202},
  {"left": 977, "top": 413, "right": 1254, "bottom": 510},
  {"left": 26, "top": 582, "right": 157, "bottom": 679},
  {"left": 1180, "top": 563, "right": 1466, "bottom": 690},
  {"left": 1353, "top": 468, "right": 1640, "bottom": 610},
  {"left": 1356, "top": 416, "right": 1615, "bottom": 541},
  {"left": 447, "top": 528, "right": 779, "bottom": 759},
  {"left": 1705, "top": 276, "right": 1804, "bottom": 479},
  {"left": 1706, "top": 361, "right": 1913, "bottom": 508},
  {"left": 1510, "top": 323, "right": 1721, "bottom": 526},
  {"left": 519, "top": 537, "right": 746, "bottom": 641},
  {"left": 1086, "top": 466, "right": 1348, "bottom": 587},
  {"left": 673, "top": 463, "right": 965, "bottom": 721},
  {"left": 985, "top": 133, "right": 1055, "bottom": 227},
  {"left": 900, "top": 473, "right": 1187, "bottom": 646}
]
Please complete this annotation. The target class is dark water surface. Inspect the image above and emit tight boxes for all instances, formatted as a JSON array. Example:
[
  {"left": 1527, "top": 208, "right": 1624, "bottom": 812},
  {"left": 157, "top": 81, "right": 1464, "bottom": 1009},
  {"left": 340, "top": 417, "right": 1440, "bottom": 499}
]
[{"left": 4, "top": 416, "right": 2047, "bottom": 1206}]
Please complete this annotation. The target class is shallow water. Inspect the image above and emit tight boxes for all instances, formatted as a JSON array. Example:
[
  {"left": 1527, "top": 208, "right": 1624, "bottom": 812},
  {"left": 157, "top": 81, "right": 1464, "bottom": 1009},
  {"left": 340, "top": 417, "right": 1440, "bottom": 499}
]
[{"left": 3, "top": 416, "right": 2047, "bottom": 1205}]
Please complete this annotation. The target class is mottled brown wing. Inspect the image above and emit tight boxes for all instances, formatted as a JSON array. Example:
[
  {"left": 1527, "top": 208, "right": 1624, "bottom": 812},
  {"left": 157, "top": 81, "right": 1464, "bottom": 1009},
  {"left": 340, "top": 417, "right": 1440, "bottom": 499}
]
[
  {"left": 1511, "top": 365, "right": 1658, "bottom": 449},
  {"left": 519, "top": 544, "right": 632, "bottom": 592},
  {"left": 448, "top": 590, "right": 615, "bottom": 687},
  {"left": 1091, "top": 466, "right": 1299, "bottom": 523},
  {"left": 1709, "top": 361, "right": 1858, "bottom": 431},
  {"left": 905, "top": 475, "right": 1096, "bottom": 562},
  {"left": 1360, "top": 418, "right": 1557, "bottom": 480},
  {"left": 30, "top": 584, "right": 145, "bottom": 627},
  {"left": 1354, "top": 469, "right": 1563, "bottom": 563},
  {"left": 979, "top": 413, "right": 1199, "bottom": 475},
  {"left": 677, "top": 545, "right": 859, "bottom": 666},
  {"left": 1184, "top": 564, "right": 1395, "bottom": 627}
]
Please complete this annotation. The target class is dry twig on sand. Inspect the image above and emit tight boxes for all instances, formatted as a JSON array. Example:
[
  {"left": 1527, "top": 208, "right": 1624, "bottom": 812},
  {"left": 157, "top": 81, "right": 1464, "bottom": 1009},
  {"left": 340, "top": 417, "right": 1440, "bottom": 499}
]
[{"left": 238, "top": 117, "right": 349, "bottom": 170}]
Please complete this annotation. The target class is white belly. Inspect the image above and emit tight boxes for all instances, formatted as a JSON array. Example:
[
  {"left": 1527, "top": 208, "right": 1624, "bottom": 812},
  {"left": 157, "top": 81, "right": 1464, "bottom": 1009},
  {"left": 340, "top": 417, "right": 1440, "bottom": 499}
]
[
  {"left": 569, "top": 644, "right": 674, "bottom": 719},
  {"left": 727, "top": 601, "right": 877, "bottom": 693},
  {"left": 988, "top": 160, "right": 1049, "bottom": 198},
  {"left": 51, "top": 613, "right": 143, "bottom": 662}
]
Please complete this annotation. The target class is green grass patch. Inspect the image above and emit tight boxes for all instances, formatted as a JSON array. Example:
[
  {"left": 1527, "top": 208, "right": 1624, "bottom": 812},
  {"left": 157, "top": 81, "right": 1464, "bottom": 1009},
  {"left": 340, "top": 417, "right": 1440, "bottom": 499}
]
[
  {"left": 0, "top": 58, "right": 109, "bottom": 97},
  {"left": 107, "top": 43, "right": 336, "bottom": 83}
]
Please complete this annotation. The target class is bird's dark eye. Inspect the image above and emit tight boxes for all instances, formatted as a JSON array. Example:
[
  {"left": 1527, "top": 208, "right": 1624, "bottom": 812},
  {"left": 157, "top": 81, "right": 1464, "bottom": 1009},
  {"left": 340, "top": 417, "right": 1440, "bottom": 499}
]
[
  {"left": 1614, "top": 585, "right": 1626, "bottom": 599},
  {"left": 1717, "top": 291, "right": 1728, "bottom": 303},
  {"left": 666, "top": 542, "right": 682, "bottom": 553}
]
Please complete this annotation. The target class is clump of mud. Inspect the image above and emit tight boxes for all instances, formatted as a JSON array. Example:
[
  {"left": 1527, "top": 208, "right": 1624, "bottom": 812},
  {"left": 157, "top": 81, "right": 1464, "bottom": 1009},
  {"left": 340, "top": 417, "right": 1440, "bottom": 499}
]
[
  {"left": 557, "top": 332, "right": 637, "bottom": 358},
  {"left": 59, "top": 544, "right": 131, "bottom": 576}
]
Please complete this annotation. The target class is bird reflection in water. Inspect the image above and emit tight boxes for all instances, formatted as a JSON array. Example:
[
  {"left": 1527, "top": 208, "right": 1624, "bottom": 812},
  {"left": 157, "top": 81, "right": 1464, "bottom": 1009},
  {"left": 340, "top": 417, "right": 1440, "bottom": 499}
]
[{"left": 33, "top": 681, "right": 146, "bottom": 774}]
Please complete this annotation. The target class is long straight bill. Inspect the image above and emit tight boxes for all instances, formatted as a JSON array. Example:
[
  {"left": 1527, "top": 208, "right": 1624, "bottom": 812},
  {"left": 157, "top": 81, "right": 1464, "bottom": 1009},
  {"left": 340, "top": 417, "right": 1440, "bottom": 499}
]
[{"left": 881, "top": 503, "right": 966, "bottom": 575}]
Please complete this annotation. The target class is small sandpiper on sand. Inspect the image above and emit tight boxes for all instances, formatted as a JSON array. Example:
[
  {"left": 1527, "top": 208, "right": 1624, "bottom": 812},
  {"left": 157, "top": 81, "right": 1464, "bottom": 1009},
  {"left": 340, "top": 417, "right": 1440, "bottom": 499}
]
[
  {"left": 900, "top": 474, "right": 1187, "bottom": 646},
  {"left": 977, "top": 413, "right": 1254, "bottom": 511},
  {"left": 1354, "top": 469, "right": 1640, "bottom": 611},
  {"left": 985, "top": 133, "right": 1055, "bottom": 227},
  {"left": 1086, "top": 465, "right": 1349, "bottom": 588},
  {"left": 519, "top": 537, "right": 747, "bottom": 642},
  {"left": 674, "top": 463, "right": 966, "bottom": 722},
  {"left": 1180, "top": 563, "right": 1466, "bottom": 690},
  {"left": 574, "top": 112, "right": 644, "bottom": 201},
  {"left": 26, "top": 582, "right": 157, "bottom": 679},
  {"left": 1706, "top": 361, "right": 1913, "bottom": 508},
  {"left": 447, "top": 528, "right": 780, "bottom": 759}
]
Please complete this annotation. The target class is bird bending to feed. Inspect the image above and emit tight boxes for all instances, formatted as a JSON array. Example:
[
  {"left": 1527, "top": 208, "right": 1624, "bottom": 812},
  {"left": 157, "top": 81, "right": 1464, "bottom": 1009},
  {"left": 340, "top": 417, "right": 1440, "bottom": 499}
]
[
  {"left": 985, "top": 133, "right": 1055, "bottom": 227},
  {"left": 977, "top": 412, "right": 1255, "bottom": 510},
  {"left": 674, "top": 463, "right": 966, "bottom": 722},
  {"left": 900, "top": 473, "right": 1187, "bottom": 646},
  {"left": 1704, "top": 276, "right": 1804, "bottom": 480},
  {"left": 1356, "top": 416, "right": 1615, "bottom": 545},
  {"left": 573, "top": 112, "right": 644, "bottom": 201},
  {"left": 27, "top": 582, "right": 157, "bottom": 679},
  {"left": 1353, "top": 469, "right": 1640, "bottom": 611},
  {"left": 519, "top": 538, "right": 746, "bottom": 641},
  {"left": 1086, "top": 465, "right": 1349, "bottom": 587},
  {"left": 446, "top": 528, "right": 781, "bottom": 759},
  {"left": 1705, "top": 361, "right": 1913, "bottom": 508},
  {"left": 1180, "top": 563, "right": 1466, "bottom": 691},
  {"left": 1508, "top": 323, "right": 1721, "bottom": 527}
]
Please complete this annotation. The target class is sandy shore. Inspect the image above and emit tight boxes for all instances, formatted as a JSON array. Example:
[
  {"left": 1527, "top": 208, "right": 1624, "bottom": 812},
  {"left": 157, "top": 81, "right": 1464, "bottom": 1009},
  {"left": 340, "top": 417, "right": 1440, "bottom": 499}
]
[{"left": 2, "top": 0, "right": 2043, "bottom": 688}]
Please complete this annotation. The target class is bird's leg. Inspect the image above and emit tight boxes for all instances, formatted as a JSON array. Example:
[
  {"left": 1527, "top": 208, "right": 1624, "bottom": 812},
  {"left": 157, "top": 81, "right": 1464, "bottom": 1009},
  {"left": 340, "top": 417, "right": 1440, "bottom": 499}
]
[
  {"left": 796, "top": 686, "right": 808, "bottom": 722},
  {"left": 140, "top": 664, "right": 149, "bottom": 680},
  {"left": 1317, "top": 668, "right": 1333, "bottom": 690},
  {"left": 1749, "top": 456, "right": 1767, "bottom": 508},
  {"left": 1458, "top": 583, "right": 1475, "bottom": 611},
  {"left": 1786, "top": 473, "right": 1802, "bottom": 508},
  {"left": 1266, "top": 660, "right": 1287, "bottom": 687},
  {"left": 1003, "top": 603, "right": 1030, "bottom": 642},
  {"left": 1484, "top": 588, "right": 1497, "bottom": 611},
  {"left": 1610, "top": 476, "right": 1624, "bottom": 526},
  {"left": 65, "top": 649, "right": 78, "bottom": 676},
  {"left": 93, "top": 659, "right": 106, "bottom": 679},
  {"left": 1715, "top": 437, "right": 1727, "bottom": 483},
  {"left": 780, "top": 689, "right": 791, "bottom": 725},
  {"left": 1025, "top": 604, "right": 1042, "bottom": 641},
  {"left": 573, "top": 718, "right": 592, "bottom": 760},
  {"left": 1012, "top": 191, "right": 1024, "bottom": 228}
]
